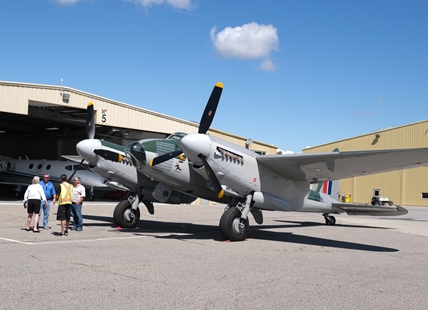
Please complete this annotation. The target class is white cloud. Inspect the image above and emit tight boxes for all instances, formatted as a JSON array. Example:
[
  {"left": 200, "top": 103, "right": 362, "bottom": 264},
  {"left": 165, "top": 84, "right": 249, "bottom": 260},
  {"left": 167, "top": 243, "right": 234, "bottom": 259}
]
[
  {"left": 124, "top": 0, "right": 193, "bottom": 9},
  {"left": 277, "top": 149, "right": 294, "bottom": 154},
  {"left": 167, "top": 0, "right": 192, "bottom": 9},
  {"left": 210, "top": 22, "right": 279, "bottom": 71},
  {"left": 210, "top": 22, "right": 279, "bottom": 59},
  {"left": 259, "top": 59, "right": 276, "bottom": 72}
]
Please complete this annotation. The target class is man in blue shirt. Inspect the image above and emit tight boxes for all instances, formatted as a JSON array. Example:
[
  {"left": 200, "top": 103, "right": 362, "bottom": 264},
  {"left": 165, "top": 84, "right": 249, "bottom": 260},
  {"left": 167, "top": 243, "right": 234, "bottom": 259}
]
[{"left": 39, "top": 174, "right": 57, "bottom": 229}]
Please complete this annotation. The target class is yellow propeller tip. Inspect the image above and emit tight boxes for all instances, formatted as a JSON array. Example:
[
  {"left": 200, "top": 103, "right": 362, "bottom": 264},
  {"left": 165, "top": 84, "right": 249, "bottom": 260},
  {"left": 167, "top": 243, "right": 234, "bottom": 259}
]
[
  {"left": 88, "top": 102, "right": 93, "bottom": 107},
  {"left": 149, "top": 158, "right": 154, "bottom": 167},
  {"left": 118, "top": 154, "right": 123, "bottom": 162},
  {"left": 218, "top": 189, "right": 224, "bottom": 199},
  {"left": 215, "top": 82, "right": 223, "bottom": 89}
]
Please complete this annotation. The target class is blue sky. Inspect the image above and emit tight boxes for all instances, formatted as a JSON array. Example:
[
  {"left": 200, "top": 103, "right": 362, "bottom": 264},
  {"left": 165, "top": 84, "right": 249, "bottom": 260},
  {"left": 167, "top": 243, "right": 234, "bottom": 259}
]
[{"left": 1, "top": 0, "right": 427, "bottom": 153}]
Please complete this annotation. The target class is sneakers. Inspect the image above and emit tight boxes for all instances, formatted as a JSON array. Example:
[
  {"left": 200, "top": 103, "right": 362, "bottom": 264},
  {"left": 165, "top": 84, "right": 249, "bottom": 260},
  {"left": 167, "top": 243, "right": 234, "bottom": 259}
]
[
  {"left": 64, "top": 230, "right": 68, "bottom": 236},
  {"left": 76, "top": 228, "right": 83, "bottom": 231}
]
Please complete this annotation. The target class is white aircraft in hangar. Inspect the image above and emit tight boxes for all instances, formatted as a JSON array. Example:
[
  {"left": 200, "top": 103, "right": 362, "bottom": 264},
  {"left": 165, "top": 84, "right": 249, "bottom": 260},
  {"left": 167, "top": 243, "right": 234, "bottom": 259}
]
[
  {"left": 0, "top": 157, "right": 108, "bottom": 199},
  {"left": 76, "top": 83, "right": 427, "bottom": 241}
]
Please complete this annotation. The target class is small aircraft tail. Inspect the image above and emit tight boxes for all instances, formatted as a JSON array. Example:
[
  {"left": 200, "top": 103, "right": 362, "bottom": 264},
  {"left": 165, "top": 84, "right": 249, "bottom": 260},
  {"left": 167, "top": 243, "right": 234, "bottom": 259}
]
[
  {"left": 312, "top": 148, "right": 341, "bottom": 201},
  {"left": 317, "top": 180, "right": 341, "bottom": 201}
]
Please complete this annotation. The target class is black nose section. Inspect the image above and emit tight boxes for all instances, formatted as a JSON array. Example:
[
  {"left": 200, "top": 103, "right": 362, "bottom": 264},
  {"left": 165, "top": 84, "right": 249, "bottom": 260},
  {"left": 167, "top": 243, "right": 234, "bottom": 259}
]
[{"left": 125, "top": 142, "right": 146, "bottom": 167}]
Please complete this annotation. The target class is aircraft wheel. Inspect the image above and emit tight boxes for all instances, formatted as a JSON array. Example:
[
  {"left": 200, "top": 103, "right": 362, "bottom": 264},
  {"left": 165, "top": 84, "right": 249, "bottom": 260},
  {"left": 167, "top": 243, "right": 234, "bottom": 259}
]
[
  {"left": 113, "top": 200, "right": 140, "bottom": 228},
  {"left": 325, "top": 215, "right": 336, "bottom": 226},
  {"left": 219, "top": 207, "right": 249, "bottom": 241}
]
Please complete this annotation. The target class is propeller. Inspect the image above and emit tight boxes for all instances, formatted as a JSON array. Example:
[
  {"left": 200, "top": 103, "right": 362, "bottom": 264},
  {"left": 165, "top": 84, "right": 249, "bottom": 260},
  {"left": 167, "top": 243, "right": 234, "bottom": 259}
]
[
  {"left": 150, "top": 82, "right": 223, "bottom": 167},
  {"left": 67, "top": 158, "right": 85, "bottom": 183},
  {"left": 84, "top": 102, "right": 138, "bottom": 165},
  {"left": 198, "top": 82, "right": 223, "bottom": 134},
  {"left": 72, "top": 103, "right": 96, "bottom": 179},
  {"left": 94, "top": 149, "right": 124, "bottom": 163},
  {"left": 198, "top": 154, "right": 224, "bottom": 199},
  {"left": 86, "top": 102, "right": 95, "bottom": 140},
  {"left": 150, "top": 150, "right": 184, "bottom": 167}
]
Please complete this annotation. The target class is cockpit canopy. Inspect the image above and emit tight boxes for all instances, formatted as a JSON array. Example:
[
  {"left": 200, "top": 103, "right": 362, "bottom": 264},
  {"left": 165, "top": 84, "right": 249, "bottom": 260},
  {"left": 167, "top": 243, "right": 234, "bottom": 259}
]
[{"left": 166, "top": 132, "right": 187, "bottom": 141}]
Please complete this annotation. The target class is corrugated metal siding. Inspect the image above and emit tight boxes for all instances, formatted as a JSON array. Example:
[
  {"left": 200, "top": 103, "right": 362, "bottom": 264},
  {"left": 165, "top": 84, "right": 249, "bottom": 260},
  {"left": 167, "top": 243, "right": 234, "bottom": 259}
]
[{"left": 303, "top": 121, "right": 428, "bottom": 206}]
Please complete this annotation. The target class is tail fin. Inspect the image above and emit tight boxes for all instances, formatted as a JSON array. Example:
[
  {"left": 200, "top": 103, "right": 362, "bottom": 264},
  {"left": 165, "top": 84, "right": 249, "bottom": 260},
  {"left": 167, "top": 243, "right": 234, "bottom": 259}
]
[
  {"left": 319, "top": 180, "right": 341, "bottom": 201},
  {"left": 313, "top": 148, "right": 341, "bottom": 200}
]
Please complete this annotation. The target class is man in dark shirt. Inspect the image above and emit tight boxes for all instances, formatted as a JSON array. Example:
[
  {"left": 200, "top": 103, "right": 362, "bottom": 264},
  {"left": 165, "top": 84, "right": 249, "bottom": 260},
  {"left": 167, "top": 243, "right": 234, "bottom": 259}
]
[{"left": 38, "top": 174, "right": 56, "bottom": 229}]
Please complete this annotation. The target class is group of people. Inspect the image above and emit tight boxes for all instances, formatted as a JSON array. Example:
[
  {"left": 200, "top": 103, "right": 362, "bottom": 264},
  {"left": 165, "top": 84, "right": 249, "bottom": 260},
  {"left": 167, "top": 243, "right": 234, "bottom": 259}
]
[{"left": 23, "top": 173, "right": 86, "bottom": 236}]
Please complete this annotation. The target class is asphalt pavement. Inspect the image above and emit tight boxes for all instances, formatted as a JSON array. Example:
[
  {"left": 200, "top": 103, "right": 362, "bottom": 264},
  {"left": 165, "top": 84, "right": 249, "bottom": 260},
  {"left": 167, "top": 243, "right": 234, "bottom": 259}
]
[{"left": 1, "top": 201, "right": 427, "bottom": 309}]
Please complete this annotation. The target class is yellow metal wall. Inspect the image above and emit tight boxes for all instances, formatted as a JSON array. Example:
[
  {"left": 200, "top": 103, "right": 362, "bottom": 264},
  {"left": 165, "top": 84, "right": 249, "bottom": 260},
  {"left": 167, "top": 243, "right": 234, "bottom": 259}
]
[{"left": 304, "top": 121, "right": 428, "bottom": 206}]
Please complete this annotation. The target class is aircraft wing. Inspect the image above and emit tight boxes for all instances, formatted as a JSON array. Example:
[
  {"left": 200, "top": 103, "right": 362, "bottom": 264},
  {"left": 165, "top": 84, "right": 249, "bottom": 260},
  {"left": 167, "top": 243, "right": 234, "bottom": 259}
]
[
  {"left": 256, "top": 148, "right": 428, "bottom": 182},
  {"left": 331, "top": 202, "right": 408, "bottom": 216}
]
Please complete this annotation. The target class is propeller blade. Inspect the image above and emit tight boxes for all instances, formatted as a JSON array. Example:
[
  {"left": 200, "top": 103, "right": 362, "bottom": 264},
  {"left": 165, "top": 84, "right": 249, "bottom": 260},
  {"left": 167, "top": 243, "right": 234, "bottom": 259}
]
[
  {"left": 67, "top": 159, "right": 84, "bottom": 183},
  {"left": 94, "top": 149, "right": 123, "bottom": 163},
  {"left": 198, "top": 82, "right": 223, "bottom": 134},
  {"left": 86, "top": 102, "right": 95, "bottom": 139},
  {"left": 150, "top": 150, "right": 183, "bottom": 166},
  {"left": 198, "top": 154, "right": 224, "bottom": 199}
]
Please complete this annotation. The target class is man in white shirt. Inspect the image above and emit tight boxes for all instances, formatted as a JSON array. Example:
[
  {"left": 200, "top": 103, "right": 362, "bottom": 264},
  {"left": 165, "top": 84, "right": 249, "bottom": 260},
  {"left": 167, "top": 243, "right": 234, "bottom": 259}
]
[
  {"left": 71, "top": 176, "right": 86, "bottom": 231},
  {"left": 23, "top": 176, "right": 47, "bottom": 232}
]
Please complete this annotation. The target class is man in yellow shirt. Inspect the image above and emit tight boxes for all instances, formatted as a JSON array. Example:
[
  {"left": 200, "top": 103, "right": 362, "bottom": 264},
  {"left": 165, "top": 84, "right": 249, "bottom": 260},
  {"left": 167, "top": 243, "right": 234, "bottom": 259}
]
[{"left": 56, "top": 174, "right": 73, "bottom": 237}]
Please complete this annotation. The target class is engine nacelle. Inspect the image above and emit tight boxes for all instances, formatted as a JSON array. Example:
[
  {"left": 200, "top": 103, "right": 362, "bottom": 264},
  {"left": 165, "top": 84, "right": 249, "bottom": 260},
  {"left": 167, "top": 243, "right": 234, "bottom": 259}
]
[{"left": 252, "top": 191, "right": 290, "bottom": 212}]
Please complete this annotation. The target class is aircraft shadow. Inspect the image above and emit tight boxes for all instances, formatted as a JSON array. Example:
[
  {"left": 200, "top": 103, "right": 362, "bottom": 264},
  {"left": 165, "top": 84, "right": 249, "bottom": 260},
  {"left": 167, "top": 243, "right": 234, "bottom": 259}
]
[
  {"left": 81, "top": 214, "right": 398, "bottom": 252},
  {"left": 271, "top": 219, "right": 390, "bottom": 230}
]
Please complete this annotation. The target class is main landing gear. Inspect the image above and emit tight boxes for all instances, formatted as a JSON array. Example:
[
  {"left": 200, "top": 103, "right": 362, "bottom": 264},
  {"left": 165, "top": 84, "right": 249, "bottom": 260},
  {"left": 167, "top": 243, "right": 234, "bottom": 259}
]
[
  {"left": 323, "top": 213, "right": 336, "bottom": 226},
  {"left": 219, "top": 194, "right": 259, "bottom": 242},
  {"left": 113, "top": 189, "right": 155, "bottom": 228},
  {"left": 113, "top": 199, "right": 140, "bottom": 228}
]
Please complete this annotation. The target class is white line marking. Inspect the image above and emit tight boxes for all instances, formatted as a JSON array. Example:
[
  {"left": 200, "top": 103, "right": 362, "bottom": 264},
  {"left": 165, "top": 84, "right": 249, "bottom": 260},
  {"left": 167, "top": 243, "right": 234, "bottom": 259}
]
[{"left": 0, "top": 235, "right": 148, "bottom": 245}]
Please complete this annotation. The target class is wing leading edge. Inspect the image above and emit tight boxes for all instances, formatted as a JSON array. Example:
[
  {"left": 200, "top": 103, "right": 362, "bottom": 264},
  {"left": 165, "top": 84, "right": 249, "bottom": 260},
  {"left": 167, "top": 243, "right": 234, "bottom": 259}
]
[{"left": 256, "top": 148, "right": 428, "bottom": 182}]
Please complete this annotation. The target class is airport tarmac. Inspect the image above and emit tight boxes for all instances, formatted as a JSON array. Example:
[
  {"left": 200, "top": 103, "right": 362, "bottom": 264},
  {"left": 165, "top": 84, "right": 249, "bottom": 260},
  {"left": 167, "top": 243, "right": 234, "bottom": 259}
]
[{"left": 1, "top": 201, "right": 428, "bottom": 309}]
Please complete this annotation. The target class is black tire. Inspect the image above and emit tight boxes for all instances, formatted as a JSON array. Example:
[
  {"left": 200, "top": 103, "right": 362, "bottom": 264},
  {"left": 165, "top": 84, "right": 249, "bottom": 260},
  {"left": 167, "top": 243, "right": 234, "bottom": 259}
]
[
  {"left": 113, "top": 200, "right": 140, "bottom": 228},
  {"left": 219, "top": 207, "right": 249, "bottom": 241},
  {"left": 325, "top": 215, "right": 336, "bottom": 226}
]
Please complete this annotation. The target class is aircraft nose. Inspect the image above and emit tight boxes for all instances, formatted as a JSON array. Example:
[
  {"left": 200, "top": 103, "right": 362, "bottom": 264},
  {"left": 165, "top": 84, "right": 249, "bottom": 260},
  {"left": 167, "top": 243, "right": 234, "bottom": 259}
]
[
  {"left": 181, "top": 133, "right": 211, "bottom": 164},
  {"left": 76, "top": 139, "right": 102, "bottom": 164}
]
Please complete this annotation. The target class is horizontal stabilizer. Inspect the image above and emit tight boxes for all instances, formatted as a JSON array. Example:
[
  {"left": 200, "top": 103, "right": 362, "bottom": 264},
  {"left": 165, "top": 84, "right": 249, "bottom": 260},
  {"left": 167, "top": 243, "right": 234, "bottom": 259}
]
[{"left": 332, "top": 202, "right": 408, "bottom": 216}]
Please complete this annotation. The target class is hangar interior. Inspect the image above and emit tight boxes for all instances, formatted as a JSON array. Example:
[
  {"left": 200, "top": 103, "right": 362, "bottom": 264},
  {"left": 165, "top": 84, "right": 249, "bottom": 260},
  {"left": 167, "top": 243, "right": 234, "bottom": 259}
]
[{"left": 0, "top": 100, "right": 167, "bottom": 160}]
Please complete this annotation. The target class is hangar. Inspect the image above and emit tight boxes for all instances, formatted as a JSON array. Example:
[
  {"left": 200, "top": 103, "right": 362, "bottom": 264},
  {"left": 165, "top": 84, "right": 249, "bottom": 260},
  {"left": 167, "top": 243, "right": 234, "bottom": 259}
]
[
  {"left": 0, "top": 80, "right": 278, "bottom": 160},
  {"left": 0, "top": 80, "right": 278, "bottom": 199},
  {"left": 303, "top": 122, "right": 428, "bottom": 206}
]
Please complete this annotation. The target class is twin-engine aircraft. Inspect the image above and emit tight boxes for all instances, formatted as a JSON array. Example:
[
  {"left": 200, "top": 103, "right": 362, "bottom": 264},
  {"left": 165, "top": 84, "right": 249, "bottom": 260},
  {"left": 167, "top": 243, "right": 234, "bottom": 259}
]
[{"left": 77, "top": 83, "right": 427, "bottom": 241}]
